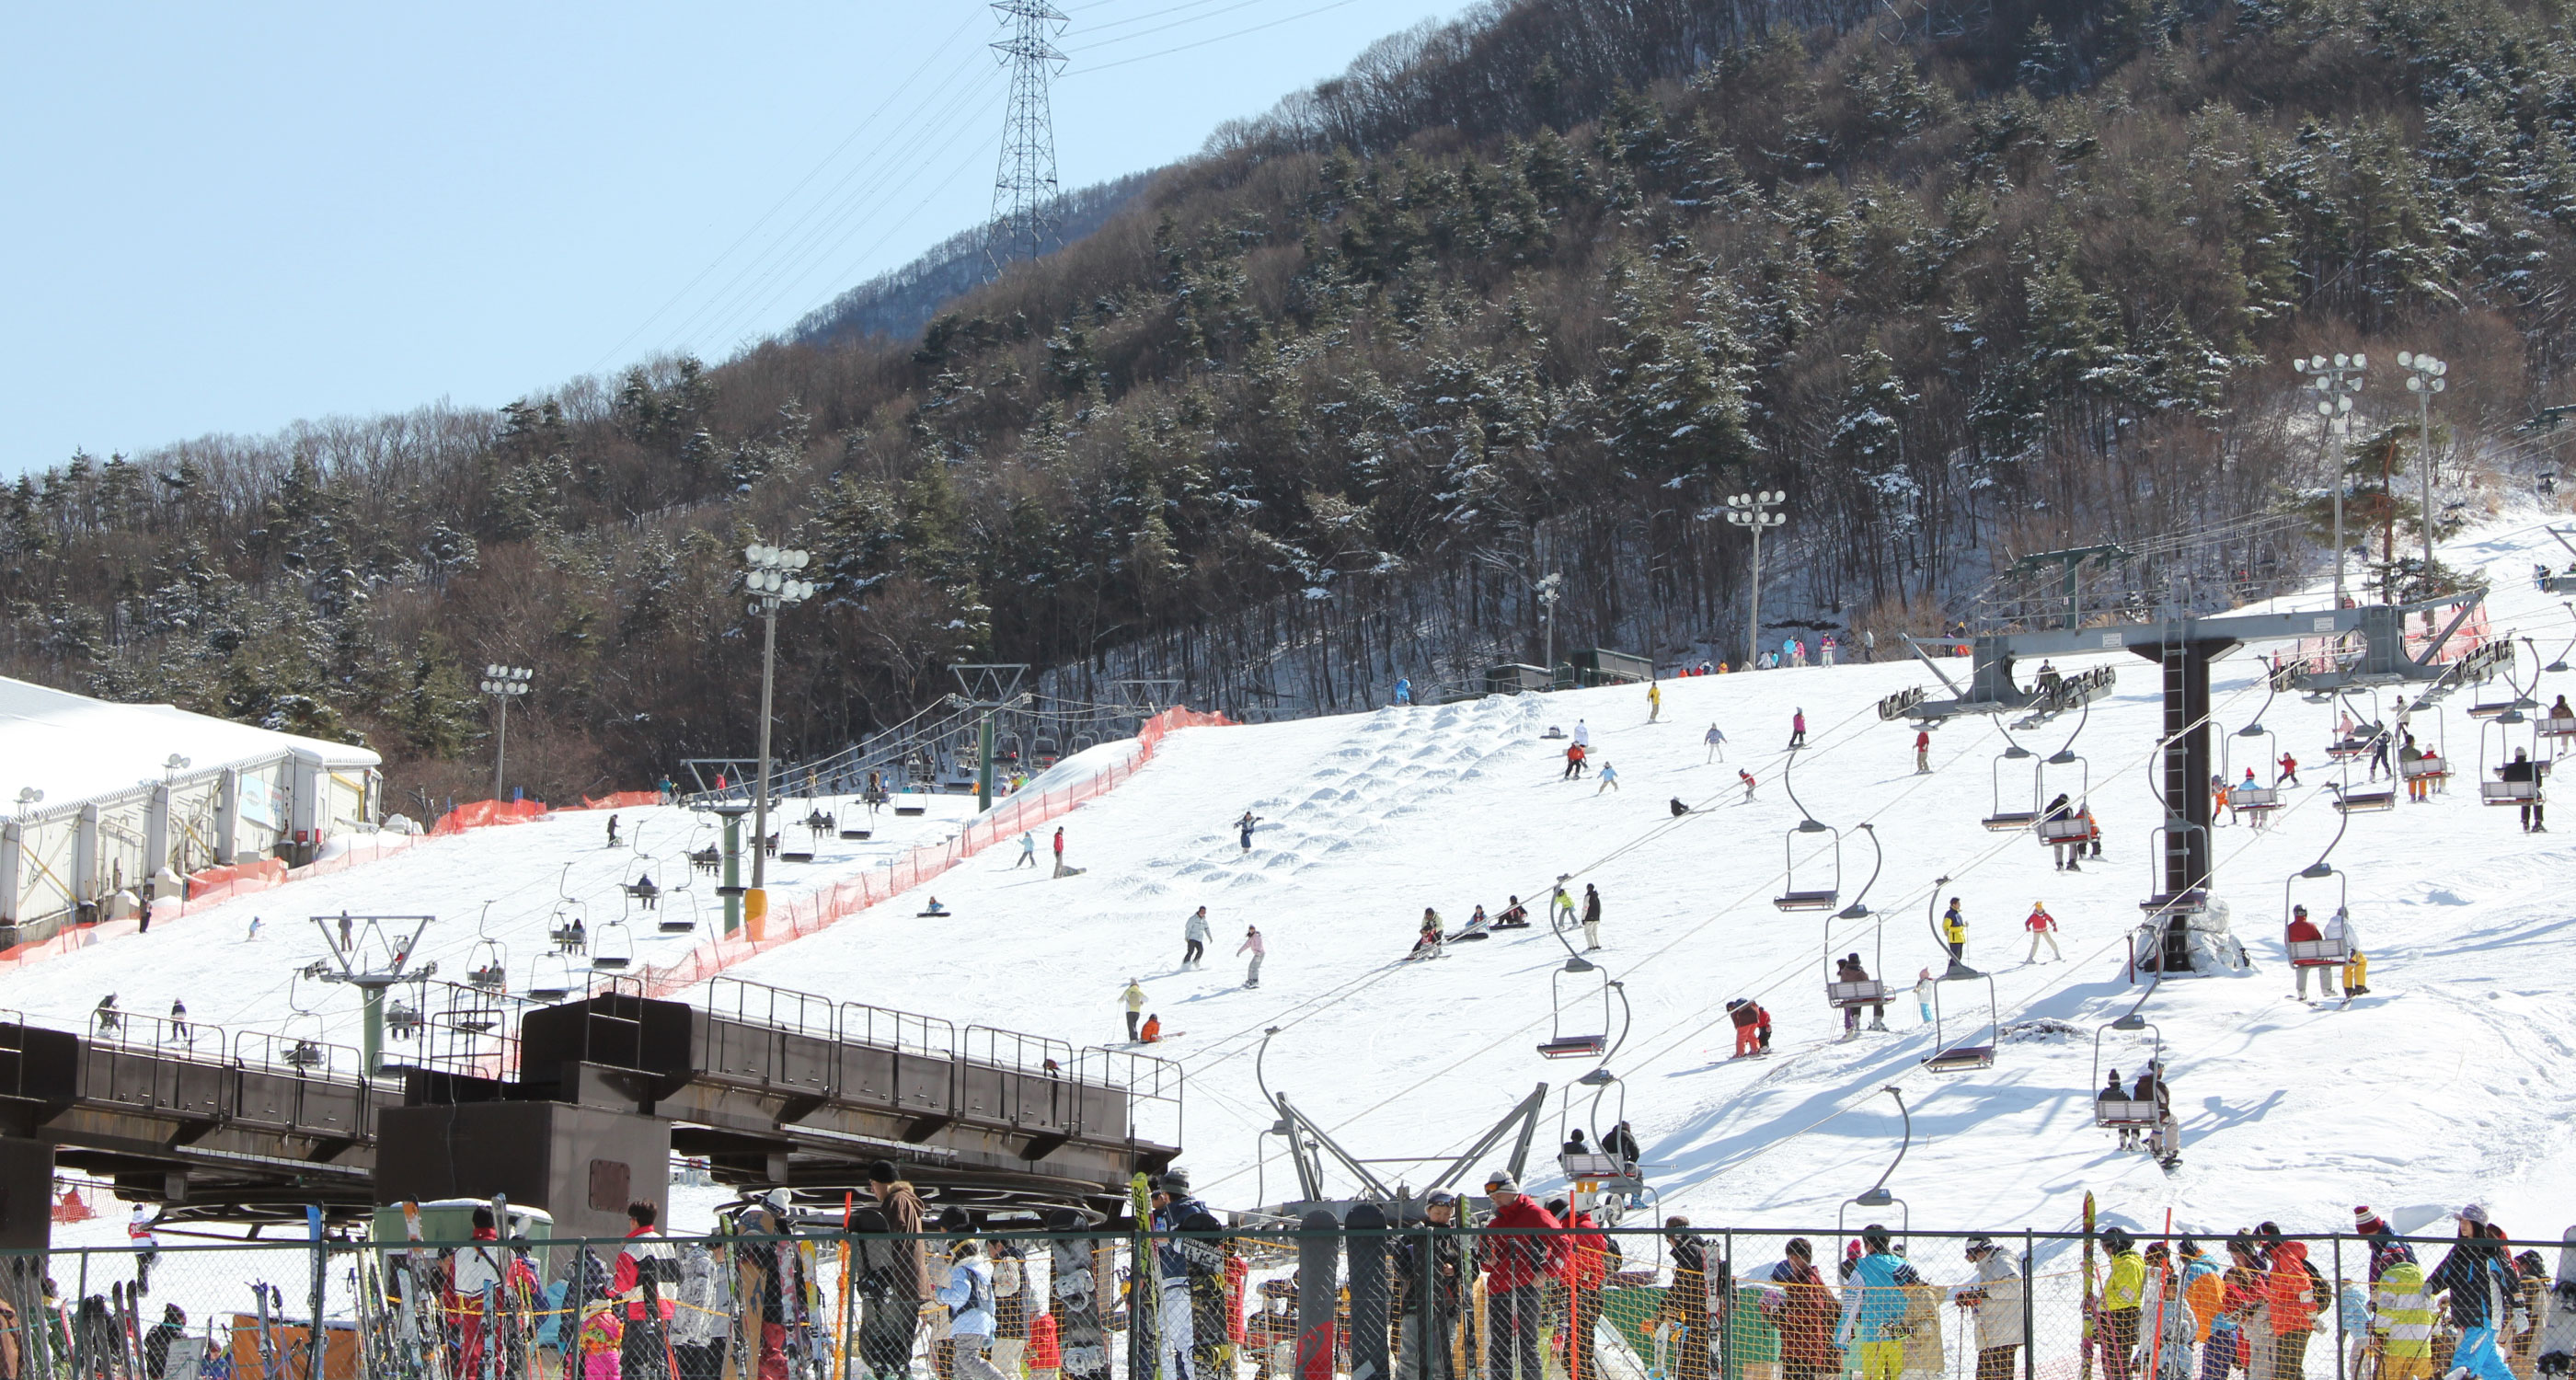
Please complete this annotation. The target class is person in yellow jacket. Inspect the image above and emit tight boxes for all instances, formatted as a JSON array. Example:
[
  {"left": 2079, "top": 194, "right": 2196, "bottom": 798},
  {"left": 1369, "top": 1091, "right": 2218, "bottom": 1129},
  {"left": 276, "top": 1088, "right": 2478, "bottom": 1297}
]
[
  {"left": 2101, "top": 1226, "right": 2148, "bottom": 1380},
  {"left": 2371, "top": 1250, "right": 2434, "bottom": 1380},
  {"left": 1942, "top": 899, "right": 1969, "bottom": 963},
  {"left": 1647, "top": 682, "right": 1662, "bottom": 723}
]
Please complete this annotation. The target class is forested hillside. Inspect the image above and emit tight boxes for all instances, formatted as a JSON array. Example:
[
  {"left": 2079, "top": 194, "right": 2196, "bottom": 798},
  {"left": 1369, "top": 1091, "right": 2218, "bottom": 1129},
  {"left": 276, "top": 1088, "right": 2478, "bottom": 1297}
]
[{"left": 6, "top": 0, "right": 2571, "bottom": 808}]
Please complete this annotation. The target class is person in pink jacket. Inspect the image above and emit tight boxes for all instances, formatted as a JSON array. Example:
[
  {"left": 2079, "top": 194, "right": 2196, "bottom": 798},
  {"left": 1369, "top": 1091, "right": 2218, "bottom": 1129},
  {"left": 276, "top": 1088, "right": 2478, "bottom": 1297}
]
[{"left": 1238, "top": 926, "right": 1266, "bottom": 989}]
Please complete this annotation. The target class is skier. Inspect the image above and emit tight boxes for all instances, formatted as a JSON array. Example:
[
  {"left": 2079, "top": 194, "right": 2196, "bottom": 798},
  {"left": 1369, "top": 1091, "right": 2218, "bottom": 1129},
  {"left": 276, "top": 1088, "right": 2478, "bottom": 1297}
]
[
  {"left": 2499, "top": 750, "right": 2546, "bottom": 832},
  {"left": 1835, "top": 954, "right": 1885, "bottom": 1035},
  {"left": 337, "top": 912, "right": 354, "bottom": 950},
  {"left": 1739, "top": 769, "right": 1758, "bottom": 801},
  {"left": 1475, "top": 1172, "right": 1566, "bottom": 1380},
  {"left": 2422, "top": 1209, "right": 2515, "bottom": 1380},
  {"left": 1941, "top": 899, "right": 1967, "bottom": 962},
  {"left": 246, "top": 915, "right": 263, "bottom": 942},
  {"left": 1956, "top": 1236, "right": 2026, "bottom": 1380},
  {"left": 1395, "top": 676, "right": 1412, "bottom": 706},
  {"left": 2329, "top": 907, "right": 2368, "bottom": 995},
  {"left": 2025, "top": 903, "right": 2062, "bottom": 963},
  {"left": 1822, "top": 634, "right": 1838, "bottom": 667},
  {"left": 1840, "top": 1225, "right": 1927, "bottom": 1380},
  {"left": 1015, "top": 832, "right": 1037, "bottom": 868},
  {"left": 1550, "top": 877, "right": 1576, "bottom": 927},
  {"left": 1595, "top": 761, "right": 1620, "bottom": 794},
  {"left": 1121, "top": 980, "right": 1146, "bottom": 1041},
  {"left": 1726, "top": 999, "right": 1762, "bottom": 1058},
  {"left": 569, "top": 916, "right": 588, "bottom": 954},
  {"left": 1236, "top": 811, "right": 1260, "bottom": 852},
  {"left": 2100, "top": 1227, "right": 2146, "bottom": 1380},
  {"left": 94, "top": 994, "right": 119, "bottom": 1034},
  {"left": 1563, "top": 1128, "right": 1591, "bottom": 1159},
  {"left": 1914, "top": 969, "right": 1934, "bottom": 1025},
  {"left": 128, "top": 1203, "right": 159, "bottom": 1293},
  {"left": 167, "top": 999, "right": 188, "bottom": 1043},
  {"left": 1705, "top": 722, "right": 1729, "bottom": 764},
  {"left": 2287, "top": 905, "right": 2338, "bottom": 999},
  {"left": 1581, "top": 885, "right": 1603, "bottom": 950},
  {"left": 1139, "top": 1015, "right": 1163, "bottom": 1043},
  {"left": 606, "top": 814, "right": 622, "bottom": 848},
  {"left": 1648, "top": 682, "right": 1662, "bottom": 723},
  {"left": 1789, "top": 708, "right": 1808, "bottom": 749},
  {"left": 1182, "top": 907, "right": 1210, "bottom": 969},
  {"left": 1148, "top": 1171, "right": 1213, "bottom": 1380},
  {"left": 1053, "top": 826, "right": 1067, "bottom": 865},
  {"left": 1670, "top": 797, "right": 1691, "bottom": 818},
  {"left": 605, "top": 1200, "right": 678, "bottom": 1380},
  {"left": 1563, "top": 742, "right": 1589, "bottom": 780},
  {"left": 1915, "top": 730, "right": 1931, "bottom": 775},
  {"left": 1238, "top": 926, "right": 1265, "bottom": 988},
  {"left": 1557, "top": 1196, "right": 1616, "bottom": 1380},
  {"left": 2277, "top": 752, "right": 2300, "bottom": 787},
  {"left": 1756, "top": 1000, "right": 1774, "bottom": 1052}
]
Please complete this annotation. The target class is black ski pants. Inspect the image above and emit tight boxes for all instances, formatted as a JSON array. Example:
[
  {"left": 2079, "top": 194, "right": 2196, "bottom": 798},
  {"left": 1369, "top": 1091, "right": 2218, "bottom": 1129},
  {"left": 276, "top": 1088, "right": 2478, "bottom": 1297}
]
[
  {"left": 619, "top": 1315, "right": 674, "bottom": 1380},
  {"left": 860, "top": 1291, "right": 923, "bottom": 1380},
  {"left": 1489, "top": 1285, "right": 1543, "bottom": 1380},
  {"left": 1184, "top": 939, "right": 1203, "bottom": 965}
]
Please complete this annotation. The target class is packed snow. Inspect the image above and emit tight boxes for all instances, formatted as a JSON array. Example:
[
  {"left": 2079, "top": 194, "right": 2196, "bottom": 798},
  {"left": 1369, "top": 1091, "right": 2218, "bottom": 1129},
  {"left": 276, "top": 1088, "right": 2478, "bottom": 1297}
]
[{"left": 17, "top": 512, "right": 2576, "bottom": 1256}]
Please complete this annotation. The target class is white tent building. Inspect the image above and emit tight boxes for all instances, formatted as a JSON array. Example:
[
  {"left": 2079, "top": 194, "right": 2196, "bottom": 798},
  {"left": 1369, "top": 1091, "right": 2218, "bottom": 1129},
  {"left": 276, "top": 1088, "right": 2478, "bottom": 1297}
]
[{"left": 0, "top": 675, "right": 381, "bottom": 937}]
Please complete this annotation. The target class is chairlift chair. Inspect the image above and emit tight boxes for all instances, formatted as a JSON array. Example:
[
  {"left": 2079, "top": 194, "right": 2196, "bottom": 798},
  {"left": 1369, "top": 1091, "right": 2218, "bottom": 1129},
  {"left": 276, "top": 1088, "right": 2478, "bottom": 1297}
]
[
  {"left": 2283, "top": 864, "right": 2354, "bottom": 974},
  {"left": 2090, "top": 1018, "right": 2166, "bottom": 1137},
  {"left": 1535, "top": 960, "right": 1626, "bottom": 1060},
  {"left": 1825, "top": 912, "right": 1889, "bottom": 1017},
  {"left": 1032, "top": 735, "right": 1062, "bottom": 767},
  {"left": 1981, "top": 744, "right": 2041, "bottom": 831},
  {"left": 590, "top": 918, "right": 635, "bottom": 972},
  {"left": 1925, "top": 968, "right": 1999, "bottom": 1074},
  {"left": 2398, "top": 701, "right": 2453, "bottom": 796},
  {"left": 2223, "top": 717, "right": 2283, "bottom": 818},
  {"left": 2478, "top": 713, "right": 2548, "bottom": 808},
  {"left": 527, "top": 954, "right": 577, "bottom": 1004},
  {"left": 657, "top": 865, "right": 700, "bottom": 935},
  {"left": 466, "top": 937, "right": 509, "bottom": 992},
  {"left": 1772, "top": 752, "right": 1844, "bottom": 911}
]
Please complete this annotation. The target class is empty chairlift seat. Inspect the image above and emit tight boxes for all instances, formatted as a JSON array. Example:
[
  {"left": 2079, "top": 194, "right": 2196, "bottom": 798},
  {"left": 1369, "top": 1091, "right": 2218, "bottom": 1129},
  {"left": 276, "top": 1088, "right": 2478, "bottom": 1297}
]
[{"left": 2333, "top": 783, "right": 2398, "bottom": 813}]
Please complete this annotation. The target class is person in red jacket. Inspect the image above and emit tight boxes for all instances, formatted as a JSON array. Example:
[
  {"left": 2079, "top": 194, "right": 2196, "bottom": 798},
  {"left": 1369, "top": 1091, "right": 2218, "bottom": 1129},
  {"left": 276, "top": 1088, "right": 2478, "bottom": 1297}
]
[
  {"left": 606, "top": 1200, "right": 680, "bottom": 1380},
  {"left": 2262, "top": 1237, "right": 2322, "bottom": 1379},
  {"left": 449, "top": 1206, "right": 506, "bottom": 1380},
  {"left": 1553, "top": 1200, "right": 1616, "bottom": 1380},
  {"left": 1478, "top": 1172, "right": 1567, "bottom": 1380},
  {"left": 1915, "top": 730, "right": 1932, "bottom": 775},
  {"left": 1727, "top": 999, "right": 1762, "bottom": 1058}
]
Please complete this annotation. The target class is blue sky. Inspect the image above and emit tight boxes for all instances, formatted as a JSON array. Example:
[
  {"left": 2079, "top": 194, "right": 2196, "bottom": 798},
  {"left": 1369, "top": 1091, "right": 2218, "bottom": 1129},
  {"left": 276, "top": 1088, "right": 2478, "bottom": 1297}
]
[{"left": 2, "top": 1, "right": 1467, "bottom": 475}]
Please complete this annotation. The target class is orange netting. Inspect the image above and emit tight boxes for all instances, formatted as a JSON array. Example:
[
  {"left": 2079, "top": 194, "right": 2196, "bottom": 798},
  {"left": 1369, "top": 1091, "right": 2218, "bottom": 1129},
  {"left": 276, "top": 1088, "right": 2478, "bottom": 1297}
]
[
  {"left": 575, "top": 789, "right": 663, "bottom": 811},
  {"left": 631, "top": 706, "right": 1233, "bottom": 996},
  {"left": 429, "top": 797, "right": 551, "bottom": 835}
]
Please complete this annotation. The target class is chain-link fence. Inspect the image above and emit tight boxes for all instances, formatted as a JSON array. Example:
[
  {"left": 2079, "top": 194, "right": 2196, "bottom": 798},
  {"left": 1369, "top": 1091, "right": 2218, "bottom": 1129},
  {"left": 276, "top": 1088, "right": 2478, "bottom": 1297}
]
[{"left": 3, "top": 1222, "right": 2561, "bottom": 1380}]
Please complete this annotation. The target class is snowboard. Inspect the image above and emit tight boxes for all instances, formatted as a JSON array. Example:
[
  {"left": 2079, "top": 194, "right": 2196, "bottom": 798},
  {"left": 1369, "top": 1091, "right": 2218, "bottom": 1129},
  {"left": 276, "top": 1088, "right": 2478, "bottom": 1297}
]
[
  {"left": 1296, "top": 1211, "right": 1340, "bottom": 1380},
  {"left": 1347, "top": 1203, "right": 1391, "bottom": 1380}
]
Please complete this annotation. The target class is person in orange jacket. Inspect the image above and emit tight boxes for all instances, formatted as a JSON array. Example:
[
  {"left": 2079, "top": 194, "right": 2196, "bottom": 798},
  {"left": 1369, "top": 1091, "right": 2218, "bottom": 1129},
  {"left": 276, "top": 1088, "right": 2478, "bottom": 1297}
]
[
  {"left": 1551, "top": 1198, "right": 1617, "bottom": 1380},
  {"left": 2261, "top": 1236, "right": 2324, "bottom": 1379}
]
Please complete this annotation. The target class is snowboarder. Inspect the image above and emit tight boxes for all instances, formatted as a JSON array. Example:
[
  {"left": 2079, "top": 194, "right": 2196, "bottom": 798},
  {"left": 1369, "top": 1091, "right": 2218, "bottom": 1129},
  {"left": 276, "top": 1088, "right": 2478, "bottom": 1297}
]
[
  {"left": 922, "top": 896, "right": 948, "bottom": 915},
  {"left": 1236, "top": 811, "right": 1260, "bottom": 851},
  {"left": 1581, "top": 885, "right": 1603, "bottom": 950},
  {"left": 1563, "top": 742, "right": 1588, "bottom": 780},
  {"left": 1411, "top": 909, "right": 1444, "bottom": 960},
  {"left": 94, "top": 994, "right": 119, "bottom": 1033},
  {"left": 246, "top": 914, "right": 262, "bottom": 942},
  {"left": 1739, "top": 769, "right": 1758, "bottom": 800},
  {"left": 2423, "top": 1208, "right": 2515, "bottom": 1380},
  {"left": 1015, "top": 832, "right": 1037, "bottom": 868},
  {"left": 1121, "top": 980, "right": 1146, "bottom": 1041},
  {"left": 1789, "top": 708, "right": 1808, "bottom": 749},
  {"left": 1595, "top": 762, "right": 1620, "bottom": 794},
  {"left": 2278, "top": 752, "right": 2300, "bottom": 787},
  {"left": 1705, "top": 722, "right": 1728, "bottom": 763},
  {"left": 569, "top": 916, "right": 588, "bottom": 953},
  {"left": 1865, "top": 629, "right": 1877, "bottom": 661},
  {"left": 1238, "top": 926, "right": 1265, "bottom": 988},
  {"left": 2044, "top": 794, "right": 2083, "bottom": 870},
  {"left": 167, "top": 999, "right": 188, "bottom": 1043},
  {"left": 1563, "top": 1128, "right": 1591, "bottom": 1158},
  {"left": 1395, "top": 676, "right": 1413, "bottom": 706},
  {"left": 1941, "top": 899, "right": 1967, "bottom": 962},
  {"left": 2025, "top": 903, "right": 2062, "bottom": 963},
  {"left": 1182, "top": 907, "right": 1210, "bottom": 968},
  {"left": 1052, "top": 826, "right": 1066, "bottom": 864},
  {"left": 1647, "top": 683, "right": 1662, "bottom": 723},
  {"left": 1550, "top": 877, "right": 1576, "bottom": 927},
  {"left": 606, "top": 814, "right": 621, "bottom": 848},
  {"left": 1604, "top": 1120, "right": 1640, "bottom": 1168},
  {"left": 1670, "top": 797, "right": 1690, "bottom": 818},
  {"left": 1915, "top": 730, "right": 1931, "bottom": 774}
]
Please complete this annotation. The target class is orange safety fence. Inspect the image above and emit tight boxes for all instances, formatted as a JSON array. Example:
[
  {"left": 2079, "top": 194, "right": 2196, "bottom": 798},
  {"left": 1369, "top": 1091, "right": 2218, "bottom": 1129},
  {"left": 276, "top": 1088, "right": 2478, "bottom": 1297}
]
[
  {"left": 429, "top": 797, "right": 551, "bottom": 835},
  {"left": 632, "top": 706, "right": 1233, "bottom": 996},
  {"left": 575, "top": 789, "right": 663, "bottom": 811}
]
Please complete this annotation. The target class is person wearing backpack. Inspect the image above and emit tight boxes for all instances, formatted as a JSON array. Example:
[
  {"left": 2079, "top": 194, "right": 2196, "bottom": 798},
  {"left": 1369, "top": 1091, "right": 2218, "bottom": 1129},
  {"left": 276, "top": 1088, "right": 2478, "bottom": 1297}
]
[
  {"left": 937, "top": 1240, "right": 1003, "bottom": 1380},
  {"left": 2261, "top": 1236, "right": 2324, "bottom": 1380}
]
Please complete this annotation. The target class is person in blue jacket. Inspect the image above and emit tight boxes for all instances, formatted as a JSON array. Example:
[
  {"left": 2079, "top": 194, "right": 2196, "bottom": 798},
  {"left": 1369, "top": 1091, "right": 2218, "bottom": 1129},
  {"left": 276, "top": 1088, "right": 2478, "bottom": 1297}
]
[
  {"left": 1395, "top": 677, "right": 1413, "bottom": 705},
  {"left": 2421, "top": 1204, "right": 2516, "bottom": 1380},
  {"left": 1835, "top": 1225, "right": 1926, "bottom": 1380}
]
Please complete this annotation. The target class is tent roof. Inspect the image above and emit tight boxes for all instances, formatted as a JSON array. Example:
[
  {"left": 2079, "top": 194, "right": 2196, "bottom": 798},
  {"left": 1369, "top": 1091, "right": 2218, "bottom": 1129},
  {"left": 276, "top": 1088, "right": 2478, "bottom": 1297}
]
[{"left": 0, "top": 674, "right": 379, "bottom": 816}]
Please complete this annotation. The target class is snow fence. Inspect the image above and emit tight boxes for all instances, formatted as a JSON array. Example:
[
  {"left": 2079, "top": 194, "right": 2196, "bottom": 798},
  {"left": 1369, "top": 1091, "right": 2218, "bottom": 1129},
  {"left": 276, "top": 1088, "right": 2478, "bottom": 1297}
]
[{"left": 633, "top": 705, "right": 1232, "bottom": 997}]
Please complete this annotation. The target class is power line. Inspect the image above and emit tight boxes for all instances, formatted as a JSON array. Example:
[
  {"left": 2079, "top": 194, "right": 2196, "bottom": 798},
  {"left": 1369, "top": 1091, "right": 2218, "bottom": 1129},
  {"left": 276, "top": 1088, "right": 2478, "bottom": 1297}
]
[{"left": 1064, "top": 0, "right": 1373, "bottom": 76}]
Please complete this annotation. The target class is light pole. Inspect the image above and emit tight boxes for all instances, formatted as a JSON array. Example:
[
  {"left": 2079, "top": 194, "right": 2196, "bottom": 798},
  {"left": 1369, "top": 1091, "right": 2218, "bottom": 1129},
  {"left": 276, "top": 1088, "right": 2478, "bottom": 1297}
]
[
  {"left": 1725, "top": 490, "right": 1788, "bottom": 669},
  {"left": 1535, "top": 572, "right": 1563, "bottom": 684},
  {"left": 2292, "top": 353, "right": 2367, "bottom": 604},
  {"left": 2398, "top": 351, "right": 2449, "bottom": 592},
  {"left": 742, "top": 544, "right": 815, "bottom": 900},
  {"left": 478, "top": 666, "right": 532, "bottom": 800}
]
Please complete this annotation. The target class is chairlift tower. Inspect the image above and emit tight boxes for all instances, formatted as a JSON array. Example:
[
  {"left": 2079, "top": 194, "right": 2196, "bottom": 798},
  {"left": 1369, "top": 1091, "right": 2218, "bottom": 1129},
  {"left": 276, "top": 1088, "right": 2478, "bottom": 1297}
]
[
  {"left": 949, "top": 664, "right": 1031, "bottom": 811},
  {"left": 308, "top": 914, "right": 435, "bottom": 1077}
]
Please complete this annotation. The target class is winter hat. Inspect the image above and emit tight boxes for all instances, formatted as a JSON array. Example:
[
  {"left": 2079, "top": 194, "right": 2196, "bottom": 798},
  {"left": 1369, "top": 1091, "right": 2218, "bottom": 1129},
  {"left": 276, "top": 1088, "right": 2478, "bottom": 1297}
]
[
  {"left": 2457, "top": 1203, "right": 2490, "bottom": 1225},
  {"left": 2354, "top": 1207, "right": 2389, "bottom": 1237},
  {"left": 2178, "top": 1238, "right": 2204, "bottom": 1259},
  {"left": 1157, "top": 1167, "right": 1191, "bottom": 1192},
  {"left": 2102, "top": 1226, "right": 2134, "bottom": 1251},
  {"left": 1484, "top": 1170, "right": 1518, "bottom": 1192},
  {"left": 868, "top": 1159, "right": 899, "bottom": 1185},
  {"left": 1964, "top": 1236, "right": 1995, "bottom": 1256},
  {"left": 1546, "top": 1198, "right": 1570, "bottom": 1217}
]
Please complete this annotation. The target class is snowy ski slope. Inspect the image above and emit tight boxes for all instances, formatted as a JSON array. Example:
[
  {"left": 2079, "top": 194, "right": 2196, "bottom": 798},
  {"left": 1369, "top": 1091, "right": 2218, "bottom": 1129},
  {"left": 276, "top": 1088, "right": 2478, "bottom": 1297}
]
[{"left": 13, "top": 513, "right": 2576, "bottom": 1248}]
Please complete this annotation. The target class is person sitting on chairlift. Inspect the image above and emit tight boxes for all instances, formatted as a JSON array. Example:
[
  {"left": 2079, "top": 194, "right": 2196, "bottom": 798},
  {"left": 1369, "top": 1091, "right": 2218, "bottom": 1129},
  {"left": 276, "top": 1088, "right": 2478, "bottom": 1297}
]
[
  {"left": 1604, "top": 1121, "right": 1641, "bottom": 1170},
  {"left": 633, "top": 873, "right": 658, "bottom": 910},
  {"left": 1564, "top": 1128, "right": 1591, "bottom": 1157}
]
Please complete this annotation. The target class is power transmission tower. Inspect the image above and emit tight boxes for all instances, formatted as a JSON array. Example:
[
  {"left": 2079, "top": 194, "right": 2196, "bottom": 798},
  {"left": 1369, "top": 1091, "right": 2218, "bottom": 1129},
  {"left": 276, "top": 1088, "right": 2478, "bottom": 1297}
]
[{"left": 989, "top": 0, "right": 1068, "bottom": 270}]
